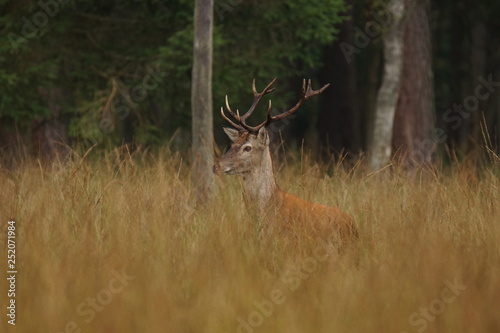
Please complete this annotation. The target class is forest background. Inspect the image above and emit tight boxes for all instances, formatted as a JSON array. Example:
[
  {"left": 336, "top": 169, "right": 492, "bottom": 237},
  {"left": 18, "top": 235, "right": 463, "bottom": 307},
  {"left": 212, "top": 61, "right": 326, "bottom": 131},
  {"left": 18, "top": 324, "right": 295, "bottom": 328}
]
[{"left": 1, "top": 0, "right": 499, "bottom": 169}]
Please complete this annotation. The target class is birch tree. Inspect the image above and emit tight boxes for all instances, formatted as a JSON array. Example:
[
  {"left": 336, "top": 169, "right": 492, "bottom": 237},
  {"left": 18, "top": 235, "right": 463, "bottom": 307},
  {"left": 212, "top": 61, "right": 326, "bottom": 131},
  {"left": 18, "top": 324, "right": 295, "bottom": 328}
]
[{"left": 369, "top": 0, "right": 406, "bottom": 170}]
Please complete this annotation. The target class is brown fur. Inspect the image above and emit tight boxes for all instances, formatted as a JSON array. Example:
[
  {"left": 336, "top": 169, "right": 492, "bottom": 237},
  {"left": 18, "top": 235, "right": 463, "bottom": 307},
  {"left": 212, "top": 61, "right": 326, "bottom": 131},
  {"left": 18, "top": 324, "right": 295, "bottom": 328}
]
[
  {"left": 215, "top": 127, "right": 357, "bottom": 245},
  {"left": 274, "top": 188, "right": 357, "bottom": 240}
]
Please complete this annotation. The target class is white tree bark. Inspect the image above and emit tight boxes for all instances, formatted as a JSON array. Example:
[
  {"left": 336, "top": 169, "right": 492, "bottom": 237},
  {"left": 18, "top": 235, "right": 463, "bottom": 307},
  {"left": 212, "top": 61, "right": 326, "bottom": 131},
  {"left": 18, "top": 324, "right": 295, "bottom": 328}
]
[{"left": 369, "top": 0, "right": 406, "bottom": 170}]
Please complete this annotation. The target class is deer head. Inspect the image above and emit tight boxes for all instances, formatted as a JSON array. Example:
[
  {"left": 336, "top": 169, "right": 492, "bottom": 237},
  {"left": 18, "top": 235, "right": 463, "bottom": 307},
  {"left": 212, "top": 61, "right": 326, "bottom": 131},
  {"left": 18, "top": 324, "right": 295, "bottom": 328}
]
[
  {"left": 214, "top": 126, "right": 270, "bottom": 175},
  {"left": 213, "top": 78, "right": 329, "bottom": 176}
]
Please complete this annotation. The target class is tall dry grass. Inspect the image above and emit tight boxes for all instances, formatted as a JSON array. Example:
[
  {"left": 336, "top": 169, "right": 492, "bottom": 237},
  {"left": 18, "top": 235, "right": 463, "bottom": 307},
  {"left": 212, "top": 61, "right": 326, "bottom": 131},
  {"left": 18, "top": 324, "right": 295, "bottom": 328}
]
[{"left": 0, "top": 148, "right": 499, "bottom": 333}]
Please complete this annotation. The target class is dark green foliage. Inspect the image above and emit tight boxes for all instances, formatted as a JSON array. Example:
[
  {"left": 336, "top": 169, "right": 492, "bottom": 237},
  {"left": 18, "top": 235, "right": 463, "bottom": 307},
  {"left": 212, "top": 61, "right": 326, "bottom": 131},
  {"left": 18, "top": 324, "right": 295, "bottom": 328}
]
[
  {"left": 0, "top": 0, "right": 346, "bottom": 148},
  {"left": 2, "top": 0, "right": 498, "bottom": 160}
]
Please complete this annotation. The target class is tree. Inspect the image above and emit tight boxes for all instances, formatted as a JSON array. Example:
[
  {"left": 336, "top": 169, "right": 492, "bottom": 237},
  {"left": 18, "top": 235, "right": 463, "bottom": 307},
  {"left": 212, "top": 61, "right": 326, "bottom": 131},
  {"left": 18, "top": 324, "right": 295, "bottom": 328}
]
[
  {"left": 369, "top": 0, "right": 406, "bottom": 170},
  {"left": 392, "top": 0, "right": 434, "bottom": 171},
  {"left": 0, "top": 0, "right": 347, "bottom": 161},
  {"left": 191, "top": 0, "right": 216, "bottom": 202}
]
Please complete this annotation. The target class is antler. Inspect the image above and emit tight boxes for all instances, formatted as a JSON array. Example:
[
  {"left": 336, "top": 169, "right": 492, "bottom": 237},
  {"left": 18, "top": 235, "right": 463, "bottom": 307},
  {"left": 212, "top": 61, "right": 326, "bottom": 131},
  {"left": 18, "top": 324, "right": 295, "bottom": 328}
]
[
  {"left": 221, "top": 78, "right": 330, "bottom": 133},
  {"left": 221, "top": 78, "right": 277, "bottom": 132}
]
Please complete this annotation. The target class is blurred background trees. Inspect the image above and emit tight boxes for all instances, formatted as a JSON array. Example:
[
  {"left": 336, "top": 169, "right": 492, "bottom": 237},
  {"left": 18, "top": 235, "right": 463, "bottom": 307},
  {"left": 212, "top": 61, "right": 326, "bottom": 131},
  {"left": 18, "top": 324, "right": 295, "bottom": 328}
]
[{"left": 1, "top": 0, "right": 499, "bottom": 168}]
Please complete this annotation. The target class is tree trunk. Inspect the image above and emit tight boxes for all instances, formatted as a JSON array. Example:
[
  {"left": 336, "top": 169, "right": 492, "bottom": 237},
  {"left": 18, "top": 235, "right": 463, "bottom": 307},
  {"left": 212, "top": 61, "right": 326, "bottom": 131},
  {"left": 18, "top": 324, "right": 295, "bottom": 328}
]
[
  {"left": 33, "top": 87, "right": 70, "bottom": 165},
  {"left": 392, "top": 0, "right": 435, "bottom": 172},
  {"left": 487, "top": 68, "right": 500, "bottom": 156},
  {"left": 446, "top": 1, "right": 467, "bottom": 154},
  {"left": 469, "top": 21, "right": 487, "bottom": 153},
  {"left": 191, "top": 0, "right": 216, "bottom": 203},
  {"left": 369, "top": 0, "right": 405, "bottom": 170}
]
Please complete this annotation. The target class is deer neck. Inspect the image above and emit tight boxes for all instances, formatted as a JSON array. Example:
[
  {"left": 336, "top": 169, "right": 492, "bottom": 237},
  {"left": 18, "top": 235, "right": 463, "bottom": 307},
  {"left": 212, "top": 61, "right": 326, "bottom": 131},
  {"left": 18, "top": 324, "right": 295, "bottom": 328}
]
[{"left": 242, "top": 147, "right": 279, "bottom": 215}]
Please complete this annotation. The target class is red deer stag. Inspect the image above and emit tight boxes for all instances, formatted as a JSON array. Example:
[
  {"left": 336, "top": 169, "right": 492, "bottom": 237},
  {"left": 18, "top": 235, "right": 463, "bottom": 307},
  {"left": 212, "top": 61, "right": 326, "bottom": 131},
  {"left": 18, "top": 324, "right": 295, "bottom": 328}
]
[{"left": 213, "top": 78, "right": 357, "bottom": 243}]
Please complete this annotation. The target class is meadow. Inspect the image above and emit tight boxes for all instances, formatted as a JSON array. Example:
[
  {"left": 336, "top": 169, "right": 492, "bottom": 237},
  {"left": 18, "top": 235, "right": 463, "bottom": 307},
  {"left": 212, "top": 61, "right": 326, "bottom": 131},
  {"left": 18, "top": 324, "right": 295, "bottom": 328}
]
[{"left": 0, "top": 148, "right": 499, "bottom": 333}]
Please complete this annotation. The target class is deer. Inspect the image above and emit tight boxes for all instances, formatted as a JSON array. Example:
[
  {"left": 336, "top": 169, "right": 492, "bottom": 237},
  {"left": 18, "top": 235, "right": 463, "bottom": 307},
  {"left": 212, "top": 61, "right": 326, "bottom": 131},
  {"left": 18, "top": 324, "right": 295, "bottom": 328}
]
[{"left": 213, "top": 78, "right": 357, "bottom": 245}]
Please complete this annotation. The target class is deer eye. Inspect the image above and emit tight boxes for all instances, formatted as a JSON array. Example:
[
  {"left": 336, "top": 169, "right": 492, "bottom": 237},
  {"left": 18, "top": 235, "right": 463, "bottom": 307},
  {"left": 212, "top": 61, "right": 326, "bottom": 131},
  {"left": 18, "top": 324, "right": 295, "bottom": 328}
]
[{"left": 243, "top": 146, "right": 252, "bottom": 152}]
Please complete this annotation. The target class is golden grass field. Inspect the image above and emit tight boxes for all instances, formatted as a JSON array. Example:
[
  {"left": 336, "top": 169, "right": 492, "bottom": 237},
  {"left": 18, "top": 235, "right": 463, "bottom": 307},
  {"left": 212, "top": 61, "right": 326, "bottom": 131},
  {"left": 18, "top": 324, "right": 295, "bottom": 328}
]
[{"left": 0, "top": 149, "right": 499, "bottom": 333}]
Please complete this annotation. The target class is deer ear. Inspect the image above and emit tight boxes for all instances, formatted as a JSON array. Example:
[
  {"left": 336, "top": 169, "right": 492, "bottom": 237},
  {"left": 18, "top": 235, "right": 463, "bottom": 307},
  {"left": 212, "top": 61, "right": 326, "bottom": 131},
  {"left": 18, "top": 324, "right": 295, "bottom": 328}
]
[
  {"left": 257, "top": 127, "right": 270, "bottom": 147},
  {"left": 223, "top": 127, "right": 241, "bottom": 142}
]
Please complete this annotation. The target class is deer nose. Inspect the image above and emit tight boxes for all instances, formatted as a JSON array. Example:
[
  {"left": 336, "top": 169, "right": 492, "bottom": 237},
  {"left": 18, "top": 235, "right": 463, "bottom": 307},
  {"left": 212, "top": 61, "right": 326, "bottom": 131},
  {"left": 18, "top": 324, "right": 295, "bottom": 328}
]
[{"left": 212, "top": 164, "right": 219, "bottom": 175}]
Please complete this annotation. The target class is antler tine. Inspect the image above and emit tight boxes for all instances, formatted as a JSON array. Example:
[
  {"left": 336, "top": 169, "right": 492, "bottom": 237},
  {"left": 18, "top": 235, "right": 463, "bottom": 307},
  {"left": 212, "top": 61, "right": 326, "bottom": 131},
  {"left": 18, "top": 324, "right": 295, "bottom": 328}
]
[
  {"left": 251, "top": 78, "right": 277, "bottom": 96},
  {"left": 225, "top": 95, "right": 241, "bottom": 121},
  {"left": 240, "top": 78, "right": 277, "bottom": 123},
  {"left": 262, "top": 99, "right": 273, "bottom": 127},
  {"left": 252, "top": 79, "right": 257, "bottom": 94},
  {"left": 220, "top": 107, "right": 244, "bottom": 131},
  {"left": 243, "top": 100, "right": 273, "bottom": 134},
  {"left": 265, "top": 79, "right": 330, "bottom": 124}
]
